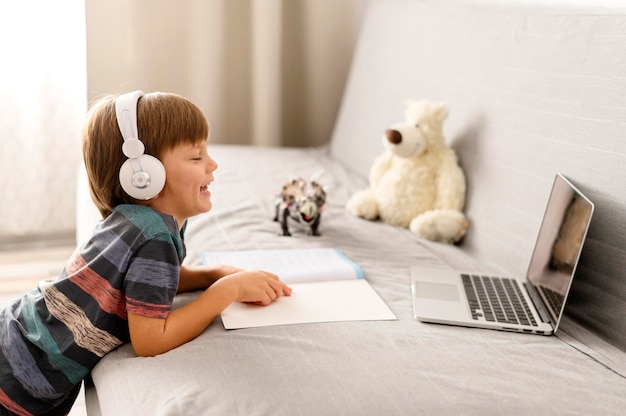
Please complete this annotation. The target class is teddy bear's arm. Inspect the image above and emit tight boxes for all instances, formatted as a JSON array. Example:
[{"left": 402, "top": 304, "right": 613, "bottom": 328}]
[
  {"left": 368, "top": 151, "right": 394, "bottom": 188},
  {"left": 434, "top": 155, "right": 467, "bottom": 211}
]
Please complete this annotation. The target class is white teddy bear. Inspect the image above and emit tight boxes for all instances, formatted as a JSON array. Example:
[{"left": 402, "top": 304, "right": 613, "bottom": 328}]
[{"left": 345, "top": 100, "right": 468, "bottom": 244}]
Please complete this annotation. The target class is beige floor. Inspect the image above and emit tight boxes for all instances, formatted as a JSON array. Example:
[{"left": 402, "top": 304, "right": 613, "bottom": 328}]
[{"left": 0, "top": 244, "right": 87, "bottom": 416}]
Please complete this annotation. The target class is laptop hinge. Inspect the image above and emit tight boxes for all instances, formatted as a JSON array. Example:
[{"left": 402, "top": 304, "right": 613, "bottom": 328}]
[{"left": 524, "top": 282, "right": 552, "bottom": 324}]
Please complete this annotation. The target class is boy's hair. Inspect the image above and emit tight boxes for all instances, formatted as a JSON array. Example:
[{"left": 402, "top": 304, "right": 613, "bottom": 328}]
[{"left": 82, "top": 92, "right": 209, "bottom": 218}]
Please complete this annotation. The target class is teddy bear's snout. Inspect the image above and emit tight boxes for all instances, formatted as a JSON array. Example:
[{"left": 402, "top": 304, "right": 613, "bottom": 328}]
[{"left": 385, "top": 129, "right": 402, "bottom": 144}]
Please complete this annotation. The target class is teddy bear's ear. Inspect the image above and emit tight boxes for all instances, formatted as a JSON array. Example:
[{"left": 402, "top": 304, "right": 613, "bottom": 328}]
[{"left": 432, "top": 103, "right": 449, "bottom": 122}]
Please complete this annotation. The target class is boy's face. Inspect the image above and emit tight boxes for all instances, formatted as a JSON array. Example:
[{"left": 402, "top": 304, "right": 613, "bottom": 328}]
[{"left": 148, "top": 139, "right": 217, "bottom": 227}]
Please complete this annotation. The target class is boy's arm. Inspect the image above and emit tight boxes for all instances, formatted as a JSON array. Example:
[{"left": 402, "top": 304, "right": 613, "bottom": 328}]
[
  {"left": 128, "top": 270, "right": 291, "bottom": 357},
  {"left": 177, "top": 264, "right": 242, "bottom": 293}
]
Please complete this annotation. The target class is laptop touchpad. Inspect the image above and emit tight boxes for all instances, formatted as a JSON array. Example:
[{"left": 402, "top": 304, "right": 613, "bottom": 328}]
[{"left": 415, "top": 282, "right": 460, "bottom": 302}]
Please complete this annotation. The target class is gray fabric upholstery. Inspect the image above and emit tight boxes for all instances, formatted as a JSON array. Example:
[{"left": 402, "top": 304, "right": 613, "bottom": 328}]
[{"left": 86, "top": 1, "right": 626, "bottom": 414}]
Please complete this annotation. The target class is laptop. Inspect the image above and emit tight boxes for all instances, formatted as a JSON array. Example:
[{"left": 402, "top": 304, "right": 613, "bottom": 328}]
[{"left": 410, "top": 173, "right": 594, "bottom": 335}]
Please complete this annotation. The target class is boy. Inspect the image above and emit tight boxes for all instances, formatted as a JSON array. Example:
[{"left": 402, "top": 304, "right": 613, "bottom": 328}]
[{"left": 0, "top": 91, "right": 291, "bottom": 415}]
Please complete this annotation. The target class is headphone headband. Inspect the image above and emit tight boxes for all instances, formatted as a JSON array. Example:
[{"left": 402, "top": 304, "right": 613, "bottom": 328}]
[{"left": 115, "top": 90, "right": 144, "bottom": 145}]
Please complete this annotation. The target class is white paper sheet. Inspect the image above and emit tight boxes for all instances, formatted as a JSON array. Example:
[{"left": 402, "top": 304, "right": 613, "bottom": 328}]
[{"left": 220, "top": 279, "right": 397, "bottom": 329}]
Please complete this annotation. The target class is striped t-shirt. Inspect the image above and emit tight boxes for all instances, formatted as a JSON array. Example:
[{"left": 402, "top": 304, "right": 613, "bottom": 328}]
[{"left": 0, "top": 204, "right": 185, "bottom": 416}]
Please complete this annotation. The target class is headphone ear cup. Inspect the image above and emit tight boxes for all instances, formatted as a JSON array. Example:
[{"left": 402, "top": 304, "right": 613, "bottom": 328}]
[{"left": 119, "top": 154, "right": 166, "bottom": 200}]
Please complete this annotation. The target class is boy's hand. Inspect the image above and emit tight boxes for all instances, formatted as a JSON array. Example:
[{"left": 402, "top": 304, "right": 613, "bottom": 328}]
[{"left": 217, "top": 270, "right": 292, "bottom": 306}]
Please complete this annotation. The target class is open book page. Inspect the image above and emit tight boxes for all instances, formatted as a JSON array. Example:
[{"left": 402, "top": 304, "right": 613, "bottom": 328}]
[
  {"left": 220, "top": 279, "right": 397, "bottom": 329},
  {"left": 201, "top": 248, "right": 396, "bottom": 329},
  {"left": 201, "top": 248, "right": 363, "bottom": 284}
]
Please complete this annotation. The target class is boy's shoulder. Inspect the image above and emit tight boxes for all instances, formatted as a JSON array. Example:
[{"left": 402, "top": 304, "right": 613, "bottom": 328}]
[{"left": 112, "top": 204, "right": 180, "bottom": 239}]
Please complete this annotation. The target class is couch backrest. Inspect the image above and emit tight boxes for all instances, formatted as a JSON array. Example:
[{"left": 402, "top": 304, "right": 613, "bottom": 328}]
[{"left": 330, "top": 0, "right": 626, "bottom": 352}]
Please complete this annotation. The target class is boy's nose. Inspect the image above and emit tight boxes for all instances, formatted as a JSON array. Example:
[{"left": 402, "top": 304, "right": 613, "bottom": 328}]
[{"left": 207, "top": 157, "right": 218, "bottom": 172}]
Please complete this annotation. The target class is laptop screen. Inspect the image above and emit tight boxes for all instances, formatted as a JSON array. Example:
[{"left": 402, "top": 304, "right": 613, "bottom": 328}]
[{"left": 526, "top": 174, "right": 594, "bottom": 324}]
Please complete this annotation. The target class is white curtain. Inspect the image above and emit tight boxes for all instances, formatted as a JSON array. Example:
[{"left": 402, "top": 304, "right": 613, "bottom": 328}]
[
  {"left": 0, "top": 1, "right": 86, "bottom": 242},
  {"left": 85, "top": 0, "right": 370, "bottom": 147}
]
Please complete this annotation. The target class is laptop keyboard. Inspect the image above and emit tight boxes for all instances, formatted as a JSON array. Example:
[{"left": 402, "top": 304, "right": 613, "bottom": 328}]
[
  {"left": 462, "top": 274, "right": 538, "bottom": 327},
  {"left": 538, "top": 285, "right": 564, "bottom": 315}
]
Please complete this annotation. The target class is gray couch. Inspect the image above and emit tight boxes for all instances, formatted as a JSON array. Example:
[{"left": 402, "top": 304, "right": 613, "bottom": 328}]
[{"left": 86, "top": 0, "right": 626, "bottom": 414}]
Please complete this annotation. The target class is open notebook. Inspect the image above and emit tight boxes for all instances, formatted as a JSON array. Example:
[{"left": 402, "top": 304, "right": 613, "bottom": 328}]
[{"left": 202, "top": 248, "right": 396, "bottom": 329}]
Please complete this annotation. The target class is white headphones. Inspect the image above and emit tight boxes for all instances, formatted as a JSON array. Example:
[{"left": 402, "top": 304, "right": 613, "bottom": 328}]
[{"left": 115, "top": 90, "right": 166, "bottom": 200}]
